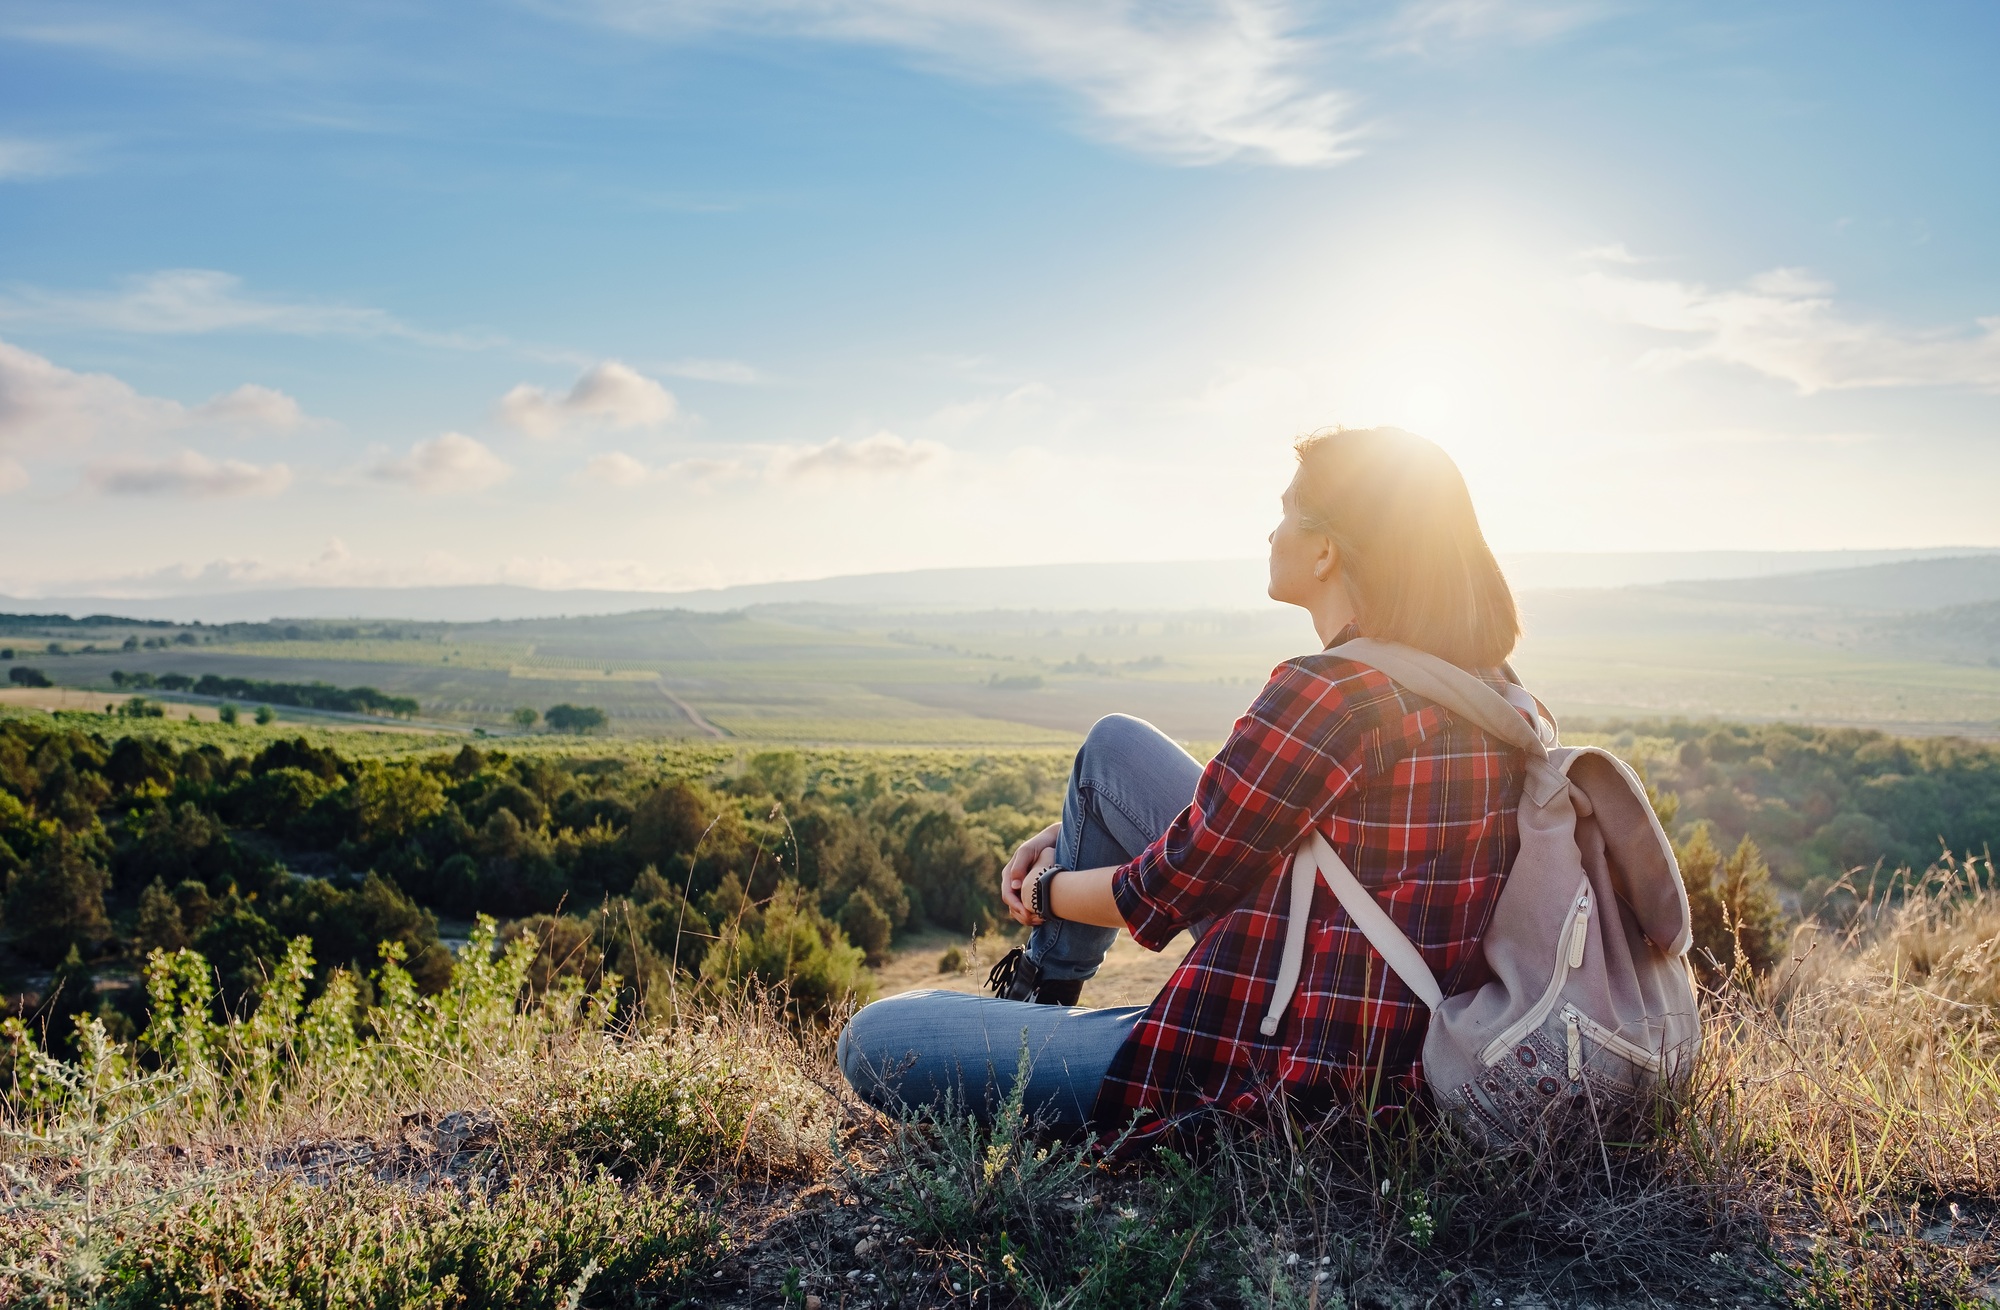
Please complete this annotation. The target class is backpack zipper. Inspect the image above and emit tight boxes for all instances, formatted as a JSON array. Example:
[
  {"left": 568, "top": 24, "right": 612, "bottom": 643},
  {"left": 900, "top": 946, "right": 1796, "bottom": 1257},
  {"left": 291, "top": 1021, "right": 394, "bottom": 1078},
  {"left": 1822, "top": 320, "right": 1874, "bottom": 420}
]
[
  {"left": 1478, "top": 877, "right": 1593, "bottom": 1066},
  {"left": 1561, "top": 1002, "right": 1666, "bottom": 1073}
]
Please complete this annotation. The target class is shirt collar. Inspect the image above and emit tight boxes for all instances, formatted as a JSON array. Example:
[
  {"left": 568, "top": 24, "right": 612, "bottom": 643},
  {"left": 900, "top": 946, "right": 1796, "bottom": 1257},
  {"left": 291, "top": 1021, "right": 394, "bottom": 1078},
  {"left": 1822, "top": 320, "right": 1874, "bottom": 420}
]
[{"left": 1324, "top": 621, "right": 1362, "bottom": 650}]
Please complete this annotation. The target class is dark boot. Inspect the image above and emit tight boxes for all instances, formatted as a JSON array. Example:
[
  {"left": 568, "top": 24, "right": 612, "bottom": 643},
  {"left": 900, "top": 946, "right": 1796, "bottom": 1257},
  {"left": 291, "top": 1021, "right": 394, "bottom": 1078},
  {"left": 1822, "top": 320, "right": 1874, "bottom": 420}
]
[{"left": 986, "top": 947, "right": 1085, "bottom": 1006}]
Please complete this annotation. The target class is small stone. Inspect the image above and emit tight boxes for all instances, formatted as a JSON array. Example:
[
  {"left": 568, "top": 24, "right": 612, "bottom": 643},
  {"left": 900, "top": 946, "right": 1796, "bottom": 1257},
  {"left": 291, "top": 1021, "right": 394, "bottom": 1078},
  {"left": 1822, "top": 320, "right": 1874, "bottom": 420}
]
[
  {"left": 804, "top": 1298, "right": 822, "bottom": 1310},
  {"left": 855, "top": 1237, "right": 878, "bottom": 1258}
]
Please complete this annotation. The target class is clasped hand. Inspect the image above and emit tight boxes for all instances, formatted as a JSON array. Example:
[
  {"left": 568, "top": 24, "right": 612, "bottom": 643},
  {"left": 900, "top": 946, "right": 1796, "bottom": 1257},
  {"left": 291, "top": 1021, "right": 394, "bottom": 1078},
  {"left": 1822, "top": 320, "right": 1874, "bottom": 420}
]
[{"left": 999, "top": 821, "right": 1061, "bottom": 927}]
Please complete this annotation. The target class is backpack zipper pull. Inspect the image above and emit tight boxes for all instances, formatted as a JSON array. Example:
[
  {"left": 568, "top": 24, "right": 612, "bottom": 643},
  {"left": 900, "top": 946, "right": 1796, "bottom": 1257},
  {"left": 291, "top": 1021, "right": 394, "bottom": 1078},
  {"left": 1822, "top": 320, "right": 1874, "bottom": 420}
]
[
  {"left": 1568, "top": 896, "right": 1590, "bottom": 970},
  {"left": 1566, "top": 1011, "right": 1583, "bottom": 1081}
]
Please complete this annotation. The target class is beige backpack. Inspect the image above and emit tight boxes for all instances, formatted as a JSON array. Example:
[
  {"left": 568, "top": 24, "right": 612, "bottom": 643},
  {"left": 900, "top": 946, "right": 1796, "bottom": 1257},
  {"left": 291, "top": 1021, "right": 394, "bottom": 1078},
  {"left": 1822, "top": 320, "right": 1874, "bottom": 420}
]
[{"left": 1260, "top": 639, "right": 1702, "bottom": 1143}]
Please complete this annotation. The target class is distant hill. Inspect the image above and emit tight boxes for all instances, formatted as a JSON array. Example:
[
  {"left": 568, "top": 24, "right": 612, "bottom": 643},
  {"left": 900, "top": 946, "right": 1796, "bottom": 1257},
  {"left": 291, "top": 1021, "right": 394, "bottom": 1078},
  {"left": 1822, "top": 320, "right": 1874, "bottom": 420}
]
[
  {"left": 1663, "top": 554, "right": 2000, "bottom": 612},
  {"left": 5, "top": 547, "right": 1995, "bottom": 624}
]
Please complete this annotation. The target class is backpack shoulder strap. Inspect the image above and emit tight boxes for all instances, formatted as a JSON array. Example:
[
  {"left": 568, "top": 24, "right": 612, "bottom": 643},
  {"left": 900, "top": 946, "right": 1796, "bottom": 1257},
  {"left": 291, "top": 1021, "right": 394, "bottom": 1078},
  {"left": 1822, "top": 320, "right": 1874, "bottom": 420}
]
[{"left": 1260, "top": 830, "right": 1442, "bottom": 1035}]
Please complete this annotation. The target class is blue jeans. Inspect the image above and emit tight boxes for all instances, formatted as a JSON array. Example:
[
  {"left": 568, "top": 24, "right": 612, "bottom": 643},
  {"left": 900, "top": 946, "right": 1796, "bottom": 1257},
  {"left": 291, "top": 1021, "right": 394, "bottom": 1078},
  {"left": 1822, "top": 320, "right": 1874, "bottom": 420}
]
[{"left": 837, "top": 714, "right": 1202, "bottom": 1129}]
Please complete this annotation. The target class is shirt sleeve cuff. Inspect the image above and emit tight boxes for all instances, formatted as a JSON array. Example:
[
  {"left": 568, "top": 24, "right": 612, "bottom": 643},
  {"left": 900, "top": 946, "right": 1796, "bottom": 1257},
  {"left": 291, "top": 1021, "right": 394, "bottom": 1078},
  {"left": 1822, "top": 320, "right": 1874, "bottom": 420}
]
[{"left": 1112, "top": 858, "right": 1183, "bottom": 952}]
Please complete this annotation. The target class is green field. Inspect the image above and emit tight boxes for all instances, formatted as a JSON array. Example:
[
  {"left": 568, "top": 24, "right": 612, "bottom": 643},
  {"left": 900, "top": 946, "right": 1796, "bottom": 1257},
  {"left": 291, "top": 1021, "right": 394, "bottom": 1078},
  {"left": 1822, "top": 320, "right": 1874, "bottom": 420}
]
[{"left": 8, "top": 588, "right": 2000, "bottom": 744}]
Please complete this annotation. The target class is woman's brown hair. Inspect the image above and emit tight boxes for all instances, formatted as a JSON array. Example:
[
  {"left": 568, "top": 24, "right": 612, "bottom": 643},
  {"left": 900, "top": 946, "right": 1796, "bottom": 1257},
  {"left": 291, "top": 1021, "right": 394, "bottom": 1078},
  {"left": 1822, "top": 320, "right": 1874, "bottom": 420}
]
[{"left": 1292, "top": 426, "right": 1520, "bottom": 669}]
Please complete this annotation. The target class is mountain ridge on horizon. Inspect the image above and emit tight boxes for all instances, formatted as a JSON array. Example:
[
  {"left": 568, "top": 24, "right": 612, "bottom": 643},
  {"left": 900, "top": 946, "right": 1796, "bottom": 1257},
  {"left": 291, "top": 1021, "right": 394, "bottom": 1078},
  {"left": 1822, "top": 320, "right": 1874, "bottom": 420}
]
[{"left": 5, "top": 547, "right": 1998, "bottom": 625}]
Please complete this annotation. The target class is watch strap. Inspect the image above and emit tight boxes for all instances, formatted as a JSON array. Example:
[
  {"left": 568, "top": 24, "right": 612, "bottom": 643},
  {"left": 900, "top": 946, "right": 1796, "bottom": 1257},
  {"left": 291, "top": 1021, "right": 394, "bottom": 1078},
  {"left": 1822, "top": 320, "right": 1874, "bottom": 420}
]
[{"left": 1033, "top": 863, "right": 1067, "bottom": 920}]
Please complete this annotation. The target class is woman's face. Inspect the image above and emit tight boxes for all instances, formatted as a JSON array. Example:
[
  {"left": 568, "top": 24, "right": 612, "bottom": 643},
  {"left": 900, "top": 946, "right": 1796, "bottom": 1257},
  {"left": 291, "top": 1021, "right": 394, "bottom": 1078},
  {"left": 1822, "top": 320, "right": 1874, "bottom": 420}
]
[{"left": 1267, "top": 471, "right": 1327, "bottom": 607}]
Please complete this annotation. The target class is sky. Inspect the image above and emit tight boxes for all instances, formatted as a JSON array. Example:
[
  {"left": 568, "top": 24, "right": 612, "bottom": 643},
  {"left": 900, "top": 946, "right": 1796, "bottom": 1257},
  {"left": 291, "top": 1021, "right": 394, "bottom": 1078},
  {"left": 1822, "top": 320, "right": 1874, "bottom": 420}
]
[{"left": 2, "top": 0, "right": 1998, "bottom": 598}]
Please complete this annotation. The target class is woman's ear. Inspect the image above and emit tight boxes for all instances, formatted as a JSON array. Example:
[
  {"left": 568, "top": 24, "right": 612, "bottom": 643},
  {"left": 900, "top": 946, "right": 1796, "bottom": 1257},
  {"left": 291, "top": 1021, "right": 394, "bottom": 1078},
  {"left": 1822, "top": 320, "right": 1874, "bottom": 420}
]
[{"left": 1312, "top": 537, "right": 1339, "bottom": 582}]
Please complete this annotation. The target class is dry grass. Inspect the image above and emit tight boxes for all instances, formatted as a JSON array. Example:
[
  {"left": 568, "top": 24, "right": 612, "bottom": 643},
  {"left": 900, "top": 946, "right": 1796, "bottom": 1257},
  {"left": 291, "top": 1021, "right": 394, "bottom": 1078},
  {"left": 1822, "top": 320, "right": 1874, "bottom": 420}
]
[{"left": 7, "top": 857, "right": 2000, "bottom": 1308}]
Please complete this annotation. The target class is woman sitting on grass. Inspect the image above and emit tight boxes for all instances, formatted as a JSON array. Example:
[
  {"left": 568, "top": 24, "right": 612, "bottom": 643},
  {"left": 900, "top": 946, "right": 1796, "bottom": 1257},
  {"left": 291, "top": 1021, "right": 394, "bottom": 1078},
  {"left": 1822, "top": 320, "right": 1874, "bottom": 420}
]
[{"left": 838, "top": 427, "right": 1531, "bottom": 1147}]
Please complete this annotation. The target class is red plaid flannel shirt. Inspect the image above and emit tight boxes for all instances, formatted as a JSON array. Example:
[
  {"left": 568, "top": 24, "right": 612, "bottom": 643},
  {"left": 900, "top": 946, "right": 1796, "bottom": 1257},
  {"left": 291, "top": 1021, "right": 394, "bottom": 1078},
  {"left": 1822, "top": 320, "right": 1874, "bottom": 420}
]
[{"left": 1093, "top": 630, "right": 1525, "bottom": 1144}]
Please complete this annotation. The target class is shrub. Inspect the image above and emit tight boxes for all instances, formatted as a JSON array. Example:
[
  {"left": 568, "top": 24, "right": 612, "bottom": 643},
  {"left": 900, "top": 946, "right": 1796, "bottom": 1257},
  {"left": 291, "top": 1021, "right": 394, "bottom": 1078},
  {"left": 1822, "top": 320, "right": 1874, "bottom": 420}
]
[
  {"left": 505, "top": 1014, "right": 837, "bottom": 1181},
  {"left": 699, "top": 880, "right": 869, "bottom": 1019},
  {"left": 9, "top": 666, "right": 52, "bottom": 688},
  {"left": 96, "top": 1170, "right": 716, "bottom": 1310}
]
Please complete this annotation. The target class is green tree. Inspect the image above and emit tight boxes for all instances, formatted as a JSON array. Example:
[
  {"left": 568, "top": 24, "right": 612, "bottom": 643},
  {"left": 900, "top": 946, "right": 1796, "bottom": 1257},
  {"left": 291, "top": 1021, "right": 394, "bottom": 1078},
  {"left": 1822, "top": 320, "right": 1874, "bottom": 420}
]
[
  {"left": 512, "top": 706, "right": 539, "bottom": 729},
  {"left": 254, "top": 704, "right": 276, "bottom": 725},
  {"left": 354, "top": 763, "right": 447, "bottom": 845},
  {"left": 272, "top": 872, "right": 451, "bottom": 993},
  {"left": 1678, "top": 823, "right": 1786, "bottom": 985},
  {"left": 192, "top": 908, "right": 286, "bottom": 1011},
  {"left": 218, "top": 702, "right": 239, "bottom": 725},
  {"left": 172, "top": 879, "right": 216, "bottom": 934},
  {"left": 837, "top": 887, "right": 894, "bottom": 965},
  {"left": 884, "top": 798, "right": 1001, "bottom": 933},
  {"left": 134, "top": 878, "right": 190, "bottom": 954},
  {"left": 37, "top": 945, "right": 98, "bottom": 1054},
  {"left": 5, "top": 832, "right": 111, "bottom": 965},
  {"left": 543, "top": 704, "right": 607, "bottom": 734},
  {"left": 8, "top": 666, "right": 52, "bottom": 688},
  {"left": 744, "top": 750, "right": 807, "bottom": 802}
]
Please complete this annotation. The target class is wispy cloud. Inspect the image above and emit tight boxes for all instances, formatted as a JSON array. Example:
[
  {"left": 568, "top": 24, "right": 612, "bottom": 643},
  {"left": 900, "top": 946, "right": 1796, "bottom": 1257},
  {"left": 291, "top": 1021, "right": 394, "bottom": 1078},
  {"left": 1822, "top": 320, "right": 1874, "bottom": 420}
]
[
  {"left": 660, "top": 357, "right": 765, "bottom": 384},
  {"left": 578, "top": 431, "right": 946, "bottom": 488},
  {"left": 577, "top": 0, "right": 1363, "bottom": 166},
  {"left": 579, "top": 451, "right": 654, "bottom": 486},
  {"left": 1579, "top": 255, "right": 2000, "bottom": 393},
  {"left": 0, "top": 338, "right": 309, "bottom": 451},
  {"left": 0, "top": 13, "right": 276, "bottom": 68},
  {"left": 0, "top": 137, "right": 80, "bottom": 181},
  {"left": 366, "top": 432, "right": 513, "bottom": 494},
  {"left": 1372, "top": 0, "right": 1608, "bottom": 55},
  {"left": 0, "top": 269, "right": 489, "bottom": 346},
  {"left": 497, "top": 361, "right": 678, "bottom": 437},
  {"left": 776, "top": 430, "right": 946, "bottom": 479},
  {"left": 85, "top": 451, "right": 292, "bottom": 499}
]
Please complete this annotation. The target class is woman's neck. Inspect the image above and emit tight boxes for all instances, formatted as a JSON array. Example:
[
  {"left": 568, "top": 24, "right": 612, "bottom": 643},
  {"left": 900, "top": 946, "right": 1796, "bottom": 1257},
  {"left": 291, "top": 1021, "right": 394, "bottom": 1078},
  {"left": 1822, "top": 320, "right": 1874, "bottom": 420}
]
[{"left": 1308, "top": 590, "right": 1357, "bottom": 648}]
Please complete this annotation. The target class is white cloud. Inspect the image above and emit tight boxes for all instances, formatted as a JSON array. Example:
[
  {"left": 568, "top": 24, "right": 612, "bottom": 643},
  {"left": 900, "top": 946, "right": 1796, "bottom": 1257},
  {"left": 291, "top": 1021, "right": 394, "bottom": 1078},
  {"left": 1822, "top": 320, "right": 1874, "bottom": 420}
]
[
  {"left": 0, "top": 269, "right": 477, "bottom": 344},
  {"left": 777, "top": 430, "right": 945, "bottom": 479},
  {"left": 0, "top": 337, "right": 164, "bottom": 450},
  {"left": 0, "top": 457, "right": 26, "bottom": 494},
  {"left": 581, "top": 0, "right": 1363, "bottom": 166},
  {"left": 498, "top": 361, "right": 679, "bottom": 437},
  {"left": 580, "top": 451, "right": 653, "bottom": 485},
  {"left": 1579, "top": 257, "right": 2000, "bottom": 393},
  {"left": 0, "top": 137, "right": 78, "bottom": 181},
  {"left": 0, "top": 337, "right": 308, "bottom": 452},
  {"left": 366, "top": 432, "right": 514, "bottom": 494},
  {"left": 190, "top": 383, "right": 307, "bottom": 433},
  {"left": 85, "top": 451, "right": 292, "bottom": 499}
]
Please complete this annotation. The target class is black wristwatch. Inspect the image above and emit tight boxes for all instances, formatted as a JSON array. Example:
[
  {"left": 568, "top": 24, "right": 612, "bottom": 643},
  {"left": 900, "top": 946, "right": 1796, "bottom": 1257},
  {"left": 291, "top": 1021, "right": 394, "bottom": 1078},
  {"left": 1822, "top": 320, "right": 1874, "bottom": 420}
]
[{"left": 1031, "top": 863, "right": 1068, "bottom": 921}]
